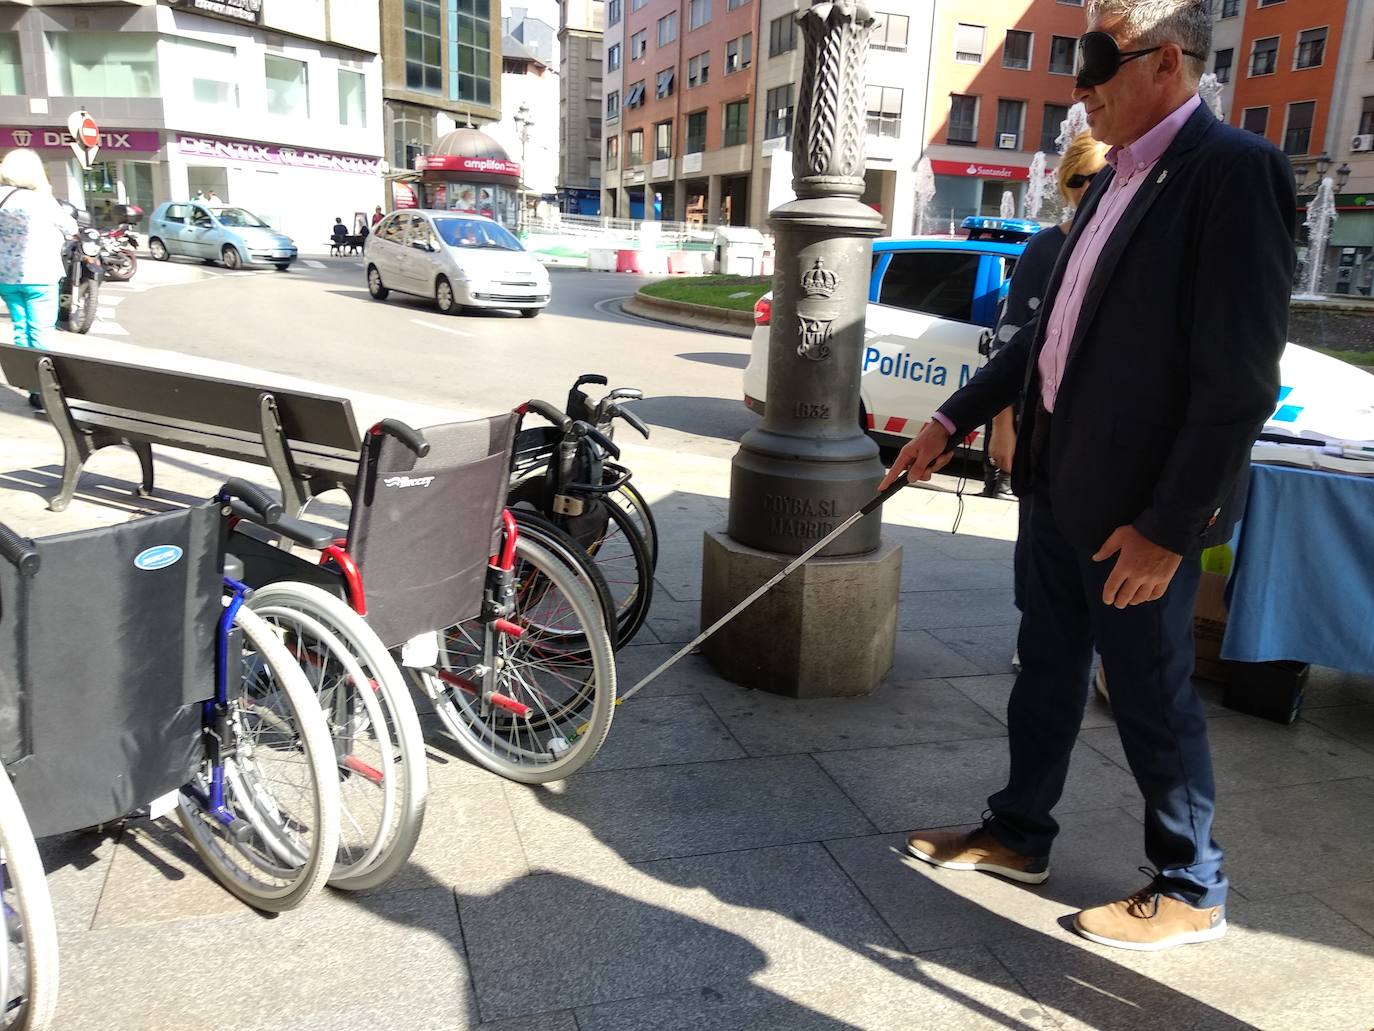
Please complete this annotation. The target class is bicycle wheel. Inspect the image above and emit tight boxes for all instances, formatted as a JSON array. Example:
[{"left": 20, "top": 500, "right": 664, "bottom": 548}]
[
  {"left": 567, "top": 498, "right": 653, "bottom": 648},
  {"left": 510, "top": 508, "right": 616, "bottom": 643},
  {"left": 607, "top": 476, "right": 658, "bottom": 573},
  {"left": 247, "top": 582, "right": 428, "bottom": 892},
  {"left": 177, "top": 602, "right": 340, "bottom": 912},
  {"left": 0, "top": 771, "right": 58, "bottom": 1031},
  {"left": 414, "top": 536, "right": 616, "bottom": 783}
]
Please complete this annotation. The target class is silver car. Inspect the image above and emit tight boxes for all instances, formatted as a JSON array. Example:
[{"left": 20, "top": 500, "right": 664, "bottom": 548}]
[{"left": 364, "top": 210, "right": 551, "bottom": 318}]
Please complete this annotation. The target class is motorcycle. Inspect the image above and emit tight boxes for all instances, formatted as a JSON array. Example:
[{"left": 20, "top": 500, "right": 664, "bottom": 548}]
[
  {"left": 56, "top": 201, "right": 103, "bottom": 335},
  {"left": 103, "top": 203, "right": 141, "bottom": 282}
]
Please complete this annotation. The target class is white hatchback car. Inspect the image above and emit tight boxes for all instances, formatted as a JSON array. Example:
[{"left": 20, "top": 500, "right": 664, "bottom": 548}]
[{"left": 365, "top": 210, "right": 551, "bottom": 318}]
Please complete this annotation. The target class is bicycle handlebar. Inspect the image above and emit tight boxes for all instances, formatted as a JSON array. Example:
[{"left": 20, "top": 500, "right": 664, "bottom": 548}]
[
  {"left": 0, "top": 522, "right": 39, "bottom": 576},
  {"left": 522, "top": 399, "right": 571, "bottom": 429},
  {"left": 218, "top": 479, "right": 284, "bottom": 524},
  {"left": 371, "top": 419, "right": 430, "bottom": 457}
]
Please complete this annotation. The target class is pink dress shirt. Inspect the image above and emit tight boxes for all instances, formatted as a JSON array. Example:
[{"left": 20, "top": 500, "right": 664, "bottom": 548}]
[{"left": 934, "top": 93, "right": 1202, "bottom": 435}]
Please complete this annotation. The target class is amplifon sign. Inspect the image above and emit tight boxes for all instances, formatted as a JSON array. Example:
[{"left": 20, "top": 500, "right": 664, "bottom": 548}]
[
  {"left": 415, "top": 155, "right": 521, "bottom": 178},
  {"left": 929, "top": 159, "right": 1030, "bottom": 182},
  {"left": 2, "top": 127, "right": 161, "bottom": 152},
  {"left": 174, "top": 134, "right": 383, "bottom": 176}
]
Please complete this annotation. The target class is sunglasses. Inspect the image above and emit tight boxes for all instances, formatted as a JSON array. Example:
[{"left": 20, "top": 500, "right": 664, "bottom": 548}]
[
  {"left": 1075, "top": 30, "right": 1206, "bottom": 89},
  {"left": 1065, "top": 170, "right": 1100, "bottom": 190}
]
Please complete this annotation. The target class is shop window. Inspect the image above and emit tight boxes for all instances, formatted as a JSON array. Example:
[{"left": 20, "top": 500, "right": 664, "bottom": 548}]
[
  {"left": 339, "top": 69, "right": 366, "bottom": 127},
  {"left": 405, "top": 0, "right": 443, "bottom": 93},
  {"left": 0, "top": 34, "right": 19, "bottom": 95},
  {"left": 47, "top": 32, "right": 159, "bottom": 97},
  {"left": 878, "top": 251, "right": 979, "bottom": 322},
  {"left": 266, "top": 54, "right": 309, "bottom": 116}
]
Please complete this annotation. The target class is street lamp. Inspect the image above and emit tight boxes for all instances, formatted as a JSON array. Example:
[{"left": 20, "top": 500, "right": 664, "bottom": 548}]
[
  {"left": 514, "top": 101, "right": 532, "bottom": 230},
  {"left": 1337, "top": 162, "right": 1352, "bottom": 191},
  {"left": 1316, "top": 152, "right": 1332, "bottom": 178}
]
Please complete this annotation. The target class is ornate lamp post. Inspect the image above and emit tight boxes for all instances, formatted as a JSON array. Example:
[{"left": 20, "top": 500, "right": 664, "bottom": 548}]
[
  {"left": 514, "top": 101, "right": 532, "bottom": 230},
  {"left": 699, "top": 0, "right": 901, "bottom": 699}
]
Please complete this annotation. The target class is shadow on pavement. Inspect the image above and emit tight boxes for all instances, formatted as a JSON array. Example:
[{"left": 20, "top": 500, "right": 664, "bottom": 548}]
[{"left": 676, "top": 351, "right": 749, "bottom": 370}]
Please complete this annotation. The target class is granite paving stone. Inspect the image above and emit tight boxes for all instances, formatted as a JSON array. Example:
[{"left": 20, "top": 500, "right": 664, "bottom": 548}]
[
  {"left": 574, "top": 947, "right": 1059, "bottom": 1031},
  {"left": 475, "top": 1011, "right": 580, "bottom": 1031},
  {"left": 992, "top": 893, "right": 1374, "bottom": 1030},
  {"left": 823, "top": 809, "right": 1156, "bottom": 954},
  {"left": 814, "top": 738, "right": 1140, "bottom": 833},
  {"left": 1314, "top": 878, "right": 1374, "bottom": 937},
  {"left": 643, "top": 592, "right": 700, "bottom": 644},
  {"left": 456, "top": 843, "right": 901, "bottom": 1022},
  {"left": 1081, "top": 714, "right": 1374, "bottom": 794},
  {"left": 503, "top": 755, "right": 875, "bottom": 871},
  {"left": 584, "top": 693, "right": 745, "bottom": 771},
  {"left": 890, "top": 629, "right": 983, "bottom": 680},
  {"left": 702, "top": 677, "right": 1005, "bottom": 757},
  {"left": 613, "top": 644, "right": 741, "bottom": 699},
  {"left": 57, "top": 887, "right": 473, "bottom": 1031},
  {"left": 928, "top": 624, "right": 1023, "bottom": 676},
  {"left": 1301, "top": 665, "right": 1374, "bottom": 709},
  {"left": 37, "top": 827, "right": 122, "bottom": 936},
  {"left": 901, "top": 554, "right": 1014, "bottom": 593},
  {"left": 945, "top": 673, "right": 1119, "bottom": 731},
  {"left": 895, "top": 587, "right": 1020, "bottom": 632},
  {"left": 1300, "top": 702, "right": 1374, "bottom": 754}
]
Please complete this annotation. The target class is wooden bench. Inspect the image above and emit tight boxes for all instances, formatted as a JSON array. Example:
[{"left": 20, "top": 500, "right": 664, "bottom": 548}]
[{"left": 0, "top": 344, "right": 362, "bottom": 514}]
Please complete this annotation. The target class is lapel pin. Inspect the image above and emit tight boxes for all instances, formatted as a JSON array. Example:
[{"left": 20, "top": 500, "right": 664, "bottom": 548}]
[{"left": 1156, "top": 170, "right": 1169, "bottom": 185}]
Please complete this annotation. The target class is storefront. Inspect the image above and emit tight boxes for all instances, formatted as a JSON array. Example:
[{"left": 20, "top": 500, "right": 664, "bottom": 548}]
[
  {"left": 928, "top": 159, "right": 1031, "bottom": 225},
  {"left": 1, "top": 126, "right": 164, "bottom": 230},
  {"left": 412, "top": 128, "right": 522, "bottom": 230}
]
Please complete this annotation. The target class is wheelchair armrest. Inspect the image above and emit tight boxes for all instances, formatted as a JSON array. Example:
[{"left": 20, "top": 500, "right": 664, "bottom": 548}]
[{"left": 228, "top": 500, "right": 338, "bottom": 550}]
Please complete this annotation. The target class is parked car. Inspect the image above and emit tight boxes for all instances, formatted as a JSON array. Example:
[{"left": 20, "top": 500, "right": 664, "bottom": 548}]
[
  {"left": 364, "top": 210, "right": 551, "bottom": 318},
  {"left": 146, "top": 202, "right": 296, "bottom": 271},
  {"left": 743, "top": 217, "right": 1374, "bottom": 449}
]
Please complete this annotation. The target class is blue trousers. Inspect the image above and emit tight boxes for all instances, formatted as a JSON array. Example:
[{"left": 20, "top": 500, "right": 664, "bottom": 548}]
[
  {"left": 987, "top": 487, "right": 1227, "bottom": 909},
  {"left": 0, "top": 283, "right": 58, "bottom": 350}
]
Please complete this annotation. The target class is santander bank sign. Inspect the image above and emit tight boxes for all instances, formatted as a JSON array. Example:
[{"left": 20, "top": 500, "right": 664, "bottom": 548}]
[{"left": 929, "top": 159, "right": 1030, "bottom": 182}]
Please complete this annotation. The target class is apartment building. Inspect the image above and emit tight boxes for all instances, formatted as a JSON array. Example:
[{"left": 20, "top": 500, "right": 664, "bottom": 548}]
[
  {"left": 0, "top": 0, "right": 382, "bottom": 244},
  {"left": 556, "top": 0, "right": 605, "bottom": 214},
  {"left": 1209, "top": 0, "right": 1246, "bottom": 119}
]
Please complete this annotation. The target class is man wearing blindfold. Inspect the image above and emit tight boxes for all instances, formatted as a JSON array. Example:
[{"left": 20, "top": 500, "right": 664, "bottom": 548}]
[{"left": 882, "top": 0, "right": 1296, "bottom": 951}]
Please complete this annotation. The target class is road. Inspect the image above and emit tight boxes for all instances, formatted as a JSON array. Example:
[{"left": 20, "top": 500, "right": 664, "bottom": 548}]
[{"left": 108, "top": 256, "right": 763, "bottom": 459}]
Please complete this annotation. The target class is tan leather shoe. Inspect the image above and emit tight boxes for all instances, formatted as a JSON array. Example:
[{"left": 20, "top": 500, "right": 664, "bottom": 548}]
[
  {"left": 1075, "top": 881, "right": 1227, "bottom": 952},
  {"left": 906, "top": 827, "right": 1049, "bottom": 885}
]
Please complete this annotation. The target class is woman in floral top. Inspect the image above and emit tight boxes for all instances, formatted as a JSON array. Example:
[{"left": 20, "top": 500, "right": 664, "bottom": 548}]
[{"left": 0, "top": 148, "right": 77, "bottom": 352}]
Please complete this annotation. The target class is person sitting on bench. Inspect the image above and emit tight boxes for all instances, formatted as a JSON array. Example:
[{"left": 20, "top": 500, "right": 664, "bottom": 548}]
[{"left": 330, "top": 218, "right": 348, "bottom": 255}]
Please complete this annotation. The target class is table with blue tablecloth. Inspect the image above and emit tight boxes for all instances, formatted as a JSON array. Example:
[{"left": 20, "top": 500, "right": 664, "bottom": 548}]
[{"left": 1222, "top": 462, "right": 1374, "bottom": 675}]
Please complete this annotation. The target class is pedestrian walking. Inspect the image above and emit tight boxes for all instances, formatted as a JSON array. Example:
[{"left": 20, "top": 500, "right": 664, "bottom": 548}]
[
  {"left": 881, "top": 0, "right": 1296, "bottom": 952},
  {"left": 371, "top": 205, "right": 384, "bottom": 227}
]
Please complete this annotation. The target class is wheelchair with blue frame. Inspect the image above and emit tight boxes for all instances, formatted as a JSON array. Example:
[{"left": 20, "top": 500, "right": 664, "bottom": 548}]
[{"left": 0, "top": 481, "right": 340, "bottom": 1029}]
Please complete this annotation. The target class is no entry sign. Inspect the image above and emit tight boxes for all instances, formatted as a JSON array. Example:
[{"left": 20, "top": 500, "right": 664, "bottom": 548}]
[{"left": 66, "top": 110, "right": 100, "bottom": 167}]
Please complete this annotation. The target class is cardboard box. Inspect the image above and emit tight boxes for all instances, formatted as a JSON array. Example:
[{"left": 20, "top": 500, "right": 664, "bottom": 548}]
[{"left": 1192, "top": 570, "right": 1229, "bottom": 683}]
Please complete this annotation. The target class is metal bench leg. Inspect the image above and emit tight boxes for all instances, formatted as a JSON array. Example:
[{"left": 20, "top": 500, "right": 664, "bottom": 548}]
[
  {"left": 36, "top": 358, "right": 90, "bottom": 513},
  {"left": 131, "top": 441, "right": 155, "bottom": 498}
]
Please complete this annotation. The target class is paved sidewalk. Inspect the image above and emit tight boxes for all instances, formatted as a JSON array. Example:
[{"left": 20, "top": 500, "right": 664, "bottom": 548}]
[{"left": 2, "top": 349, "right": 1372, "bottom": 1030}]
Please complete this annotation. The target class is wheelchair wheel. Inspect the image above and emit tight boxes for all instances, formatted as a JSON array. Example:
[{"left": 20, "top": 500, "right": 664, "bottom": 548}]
[
  {"left": 415, "top": 536, "right": 616, "bottom": 783},
  {"left": 608, "top": 477, "right": 658, "bottom": 572},
  {"left": 0, "top": 771, "right": 58, "bottom": 1031},
  {"left": 248, "top": 582, "right": 428, "bottom": 892},
  {"left": 572, "top": 498, "right": 653, "bottom": 648},
  {"left": 510, "top": 508, "right": 616, "bottom": 644},
  {"left": 177, "top": 603, "right": 340, "bottom": 912}
]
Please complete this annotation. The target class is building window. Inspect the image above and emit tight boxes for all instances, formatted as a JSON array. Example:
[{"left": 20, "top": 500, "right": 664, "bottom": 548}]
[
  {"left": 589, "top": 117, "right": 602, "bottom": 140},
  {"left": 1055, "top": 0, "right": 1084, "bottom": 5},
  {"left": 765, "top": 83, "right": 794, "bottom": 140},
  {"left": 1041, "top": 102, "right": 1069, "bottom": 153},
  {"left": 686, "top": 109, "right": 707, "bottom": 153},
  {"left": 1249, "top": 36, "right": 1278, "bottom": 77},
  {"left": 1241, "top": 106, "right": 1269, "bottom": 136},
  {"left": 872, "top": 12, "right": 909, "bottom": 52},
  {"left": 47, "top": 32, "right": 159, "bottom": 97},
  {"left": 631, "top": 30, "right": 647, "bottom": 61},
  {"left": 689, "top": 0, "right": 711, "bottom": 31},
  {"left": 723, "top": 99, "right": 749, "bottom": 147},
  {"left": 728, "top": 0, "right": 749, "bottom": 9},
  {"left": 948, "top": 93, "right": 977, "bottom": 145},
  {"left": 996, "top": 99, "right": 1024, "bottom": 149},
  {"left": 390, "top": 101, "right": 434, "bottom": 169},
  {"left": 1220, "top": 0, "right": 1239, "bottom": 15},
  {"left": 608, "top": 43, "right": 621, "bottom": 70},
  {"left": 404, "top": 0, "right": 442, "bottom": 93},
  {"left": 176, "top": 36, "right": 239, "bottom": 108},
  {"left": 606, "top": 135, "right": 619, "bottom": 165},
  {"left": 625, "top": 80, "right": 646, "bottom": 107},
  {"left": 1294, "top": 28, "right": 1327, "bottom": 70},
  {"left": 1257, "top": 0, "right": 1283, "bottom": 6},
  {"left": 265, "top": 54, "right": 308, "bottom": 116},
  {"left": 1283, "top": 101, "right": 1315, "bottom": 155},
  {"left": 1213, "top": 48, "right": 1232, "bottom": 83},
  {"left": 954, "top": 23, "right": 985, "bottom": 64},
  {"left": 688, "top": 51, "right": 710, "bottom": 87},
  {"left": 1361, "top": 96, "right": 1374, "bottom": 137},
  {"left": 631, "top": 0, "right": 647, "bottom": 10},
  {"left": 769, "top": 15, "right": 797, "bottom": 57},
  {"left": 606, "top": 88, "right": 621, "bottom": 118},
  {"left": 725, "top": 34, "right": 752, "bottom": 74},
  {"left": 658, "top": 12, "right": 678, "bottom": 47},
  {"left": 454, "top": 0, "right": 493, "bottom": 106},
  {"left": 656, "top": 67, "right": 675, "bottom": 98},
  {"left": 866, "top": 85, "right": 903, "bottom": 138},
  {"left": 628, "top": 129, "right": 644, "bottom": 164},
  {"left": 338, "top": 68, "right": 366, "bottom": 126},
  {"left": 655, "top": 120, "right": 673, "bottom": 159},
  {"left": 1003, "top": 29, "right": 1032, "bottom": 70},
  {"left": 1049, "top": 35, "right": 1076, "bottom": 75},
  {"left": 607, "top": 0, "right": 621, "bottom": 25},
  {"left": 0, "top": 34, "right": 20, "bottom": 95}
]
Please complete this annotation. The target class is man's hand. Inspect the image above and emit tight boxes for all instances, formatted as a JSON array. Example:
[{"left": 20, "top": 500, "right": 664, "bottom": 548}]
[
  {"left": 989, "top": 407, "right": 1016, "bottom": 473},
  {"left": 1092, "top": 525, "right": 1183, "bottom": 608},
  {"left": 878, "top": 420, "right": 954, "bottom": 490}
]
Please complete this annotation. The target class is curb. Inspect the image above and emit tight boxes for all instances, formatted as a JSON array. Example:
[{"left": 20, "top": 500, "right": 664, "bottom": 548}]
[{"left": 623, "top": 291, "right": 754, "bottom": 338}]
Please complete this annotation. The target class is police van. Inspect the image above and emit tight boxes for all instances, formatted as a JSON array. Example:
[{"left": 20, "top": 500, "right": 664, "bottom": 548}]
[{"left": 743, "top": 217, "right": 1039, "bottom": 451}]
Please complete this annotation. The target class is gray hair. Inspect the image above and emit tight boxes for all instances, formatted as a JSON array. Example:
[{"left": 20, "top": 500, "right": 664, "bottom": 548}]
[
  {"left": 0, "top": 148, "right": 51, "bottom": 193},
  {"left": 1085, "top": 0, "right": 1212, "bottom": 82}
]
